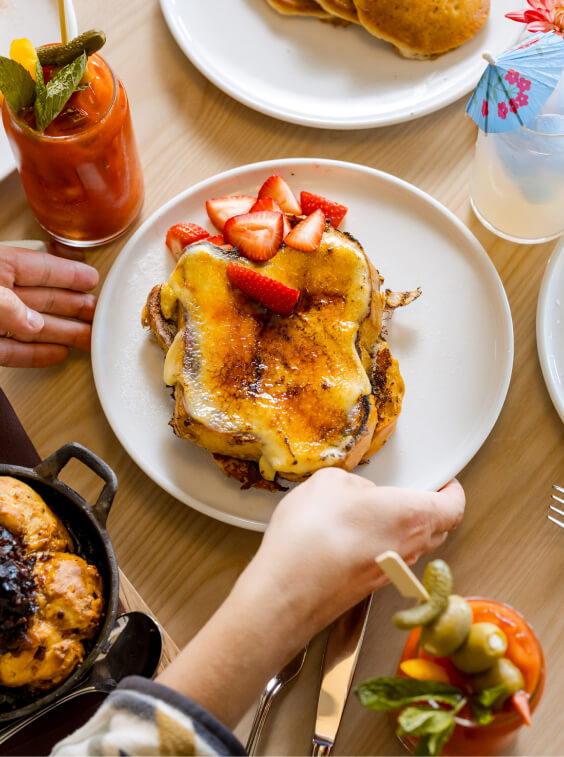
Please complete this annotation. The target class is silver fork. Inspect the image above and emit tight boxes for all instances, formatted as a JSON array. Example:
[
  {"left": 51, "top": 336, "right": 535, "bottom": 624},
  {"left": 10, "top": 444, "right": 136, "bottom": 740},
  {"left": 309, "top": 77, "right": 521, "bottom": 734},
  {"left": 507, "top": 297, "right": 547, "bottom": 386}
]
[
  {"left": 549, "top": 485, "right": 564, "bottom": 527},
  {"left": 245, "top": 644, "right": 309, "bottom": 756}
]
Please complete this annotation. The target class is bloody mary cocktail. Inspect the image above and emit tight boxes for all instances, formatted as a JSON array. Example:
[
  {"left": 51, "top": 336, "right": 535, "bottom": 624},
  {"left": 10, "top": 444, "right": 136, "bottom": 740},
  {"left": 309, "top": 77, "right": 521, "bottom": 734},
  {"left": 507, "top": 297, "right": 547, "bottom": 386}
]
[
  {"left": 397, "top": 598, "right": 545, "bottom": 756},
  {"left": 2, "top": 52, "right": 144, "bottom": 246}
]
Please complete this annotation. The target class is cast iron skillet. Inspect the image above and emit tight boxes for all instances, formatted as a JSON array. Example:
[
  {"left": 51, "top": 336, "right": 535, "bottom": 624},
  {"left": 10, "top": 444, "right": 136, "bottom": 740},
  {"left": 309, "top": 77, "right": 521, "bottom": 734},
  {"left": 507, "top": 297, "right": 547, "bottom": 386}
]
[{"left": 0, "top": 442, "right": 119, "bottom": 723}]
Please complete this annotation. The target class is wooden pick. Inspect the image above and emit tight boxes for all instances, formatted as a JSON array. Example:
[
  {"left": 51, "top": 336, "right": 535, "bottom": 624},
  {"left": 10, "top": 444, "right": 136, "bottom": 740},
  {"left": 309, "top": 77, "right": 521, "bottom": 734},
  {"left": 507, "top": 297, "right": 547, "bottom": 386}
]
[
  {"left": 375, "top": 550, "right": 430, "bottom": 601},
  {"left": 58, "top": 0, "right": 68, "bottom": 44}
]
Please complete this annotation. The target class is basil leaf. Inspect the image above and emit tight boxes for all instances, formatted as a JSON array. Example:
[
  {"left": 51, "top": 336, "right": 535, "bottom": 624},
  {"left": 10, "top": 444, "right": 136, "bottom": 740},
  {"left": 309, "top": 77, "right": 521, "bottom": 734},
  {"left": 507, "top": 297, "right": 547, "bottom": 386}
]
[
  {"left": 0, "top": 57, "right": 36, "bottom": 113},
  {"left": 398, "top": 707, "right": 456, "bottom": 757},
  {"left": 356, "top": 677, "right": 465, "bottom": 711},
  {"left": 34, "top": 51, "right": 87, "bottom": 132},
  {"left": 471, "top": 700, "right": 494, "bottom": 726},
  {"left": 474, "top": 684, "right": 507, "bottom": 709},
  {"left": 414, "top": 721, "right": 456, "bottom": 756}
]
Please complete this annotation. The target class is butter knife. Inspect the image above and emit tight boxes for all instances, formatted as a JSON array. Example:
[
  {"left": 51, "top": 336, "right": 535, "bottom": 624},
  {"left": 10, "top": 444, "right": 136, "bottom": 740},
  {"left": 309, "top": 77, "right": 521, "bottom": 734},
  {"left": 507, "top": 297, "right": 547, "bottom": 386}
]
[{"left": 311, "top": 595, "right": 372, "bottom": 756}]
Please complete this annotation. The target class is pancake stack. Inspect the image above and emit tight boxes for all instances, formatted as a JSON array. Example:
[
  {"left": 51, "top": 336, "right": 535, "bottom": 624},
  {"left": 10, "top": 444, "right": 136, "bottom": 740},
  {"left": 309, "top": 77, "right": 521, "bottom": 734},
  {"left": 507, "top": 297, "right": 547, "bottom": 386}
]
[{"left": 265, "top": 0, "right": 490, "bottom": 58}]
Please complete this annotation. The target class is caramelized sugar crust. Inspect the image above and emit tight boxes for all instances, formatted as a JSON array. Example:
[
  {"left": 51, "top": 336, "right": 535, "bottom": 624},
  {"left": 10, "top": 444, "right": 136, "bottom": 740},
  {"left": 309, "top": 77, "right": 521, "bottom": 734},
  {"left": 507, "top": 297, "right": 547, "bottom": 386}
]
[{"left": 144, "top": 227, "right": 405, "bottom": 487}]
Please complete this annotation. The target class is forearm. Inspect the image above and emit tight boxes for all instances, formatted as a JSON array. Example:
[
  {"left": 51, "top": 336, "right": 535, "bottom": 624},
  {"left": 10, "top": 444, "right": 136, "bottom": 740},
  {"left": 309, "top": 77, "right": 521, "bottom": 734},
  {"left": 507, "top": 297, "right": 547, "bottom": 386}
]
[{"left": 156, "top": 569, "right": 311, "bottom": 729}]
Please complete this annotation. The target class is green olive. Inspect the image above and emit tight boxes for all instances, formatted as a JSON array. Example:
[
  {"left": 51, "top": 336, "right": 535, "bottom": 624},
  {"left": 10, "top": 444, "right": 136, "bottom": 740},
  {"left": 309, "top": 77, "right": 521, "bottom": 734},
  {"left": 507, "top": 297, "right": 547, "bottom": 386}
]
[
  {"left": 450, "top": 623, "right": 508, "bottom": 674},
  {"left": 471, "top": 657, "right": 525, "bottom": 708},
  {"left": 420, "top": 594, "right": 472, "bottom": 657}
]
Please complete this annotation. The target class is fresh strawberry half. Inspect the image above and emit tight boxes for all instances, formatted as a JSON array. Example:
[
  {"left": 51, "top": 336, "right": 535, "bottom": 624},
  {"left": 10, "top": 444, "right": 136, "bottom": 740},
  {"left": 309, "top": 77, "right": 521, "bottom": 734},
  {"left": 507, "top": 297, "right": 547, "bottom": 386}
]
[
  {"left": 251, "top": 197, "right": 291, "bottom": 236},
  {"left": 224, "top": 210, "right": 284, "bottom": 261},
  {"left": 284, "top": 208, "right": 325, "bottom": 252},
  {"left": 258, "top": 174, "right": 301, "bottom": 215},
  {"left": 166, "top": 223, "right": 210, "bottom": 260},
  {"left": 208, "top": 233, "right": 234, "bottom": 251},
  {"left": 226, "top": 261, "right": 299, "bottom": 317},
  {"left": 300, "top": 190, "right": 348, "bottom": 228},
  {"left": 205, "top": 195, "right": 256, "bottom": 231}
]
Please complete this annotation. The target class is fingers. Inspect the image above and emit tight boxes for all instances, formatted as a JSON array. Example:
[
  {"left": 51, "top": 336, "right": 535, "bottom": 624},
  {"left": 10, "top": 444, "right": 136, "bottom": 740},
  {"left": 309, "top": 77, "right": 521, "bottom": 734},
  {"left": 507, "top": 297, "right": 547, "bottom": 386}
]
[
  {"left": 429, "top": 479, "right": 466, "bottom": 534},
  {"left": 0, "top": 287, "right": 44, "bottom": 339},
  {"left": 0, "top": 339, "right": 69, "bottom": 368},
  {"left": 14, "top": 313, "right": 92, "bottom": 350},
  {"left": 14, "top": 287, "right": 97, "bottom": 322},
  {"left": 0, "top": 247, "right": 98, "bottom": 291}
]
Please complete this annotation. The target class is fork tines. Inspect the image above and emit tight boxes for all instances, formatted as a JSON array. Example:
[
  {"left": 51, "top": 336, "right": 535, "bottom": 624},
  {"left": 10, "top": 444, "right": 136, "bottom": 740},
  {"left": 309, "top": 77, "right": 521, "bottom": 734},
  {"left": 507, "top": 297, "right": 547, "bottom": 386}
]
[{"left": 549, "top": 485, "right": 564, "bottom": 528}]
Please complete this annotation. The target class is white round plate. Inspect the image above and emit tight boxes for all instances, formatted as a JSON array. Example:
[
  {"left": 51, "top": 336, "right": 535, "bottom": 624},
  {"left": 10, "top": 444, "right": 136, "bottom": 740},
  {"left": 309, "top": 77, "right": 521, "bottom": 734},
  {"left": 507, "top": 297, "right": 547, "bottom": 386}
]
[
  {"left": 0, "top": 0, "right": 77, "bottom": 182},
  {"left": 92, "top": 158, "right": 514, "bottom": 531},
  {"left": 537, "top": 239, "right": 564, "bottom": 423},
  {"left": 160, "top": 0, "right": 520, "bottom": 129}
]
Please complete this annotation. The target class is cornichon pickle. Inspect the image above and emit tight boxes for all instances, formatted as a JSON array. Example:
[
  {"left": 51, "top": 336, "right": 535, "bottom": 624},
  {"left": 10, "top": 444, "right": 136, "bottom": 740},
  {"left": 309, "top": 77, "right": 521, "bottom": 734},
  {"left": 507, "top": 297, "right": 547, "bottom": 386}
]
[
  {"left": 36, "top": 30, "right": 106, "bottom": 67},
  {"left": 471, "top": 657, "right": 525, "bottom": 708},
  {"left": 450, "top": 622, "right": 508, "bottom": 674},
  {"left": 420, "top": 594, "right": 473, "bottom": 657},
  {"left": 393, "top": 560, "right": 452, "bottom": 630}
]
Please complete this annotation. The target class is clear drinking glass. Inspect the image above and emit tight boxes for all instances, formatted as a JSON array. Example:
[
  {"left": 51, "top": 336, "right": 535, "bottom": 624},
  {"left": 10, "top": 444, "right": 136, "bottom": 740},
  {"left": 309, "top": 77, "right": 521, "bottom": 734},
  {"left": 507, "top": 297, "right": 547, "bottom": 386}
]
[{"left": 470, "top": 78, "right": 564, "bottom": 244}]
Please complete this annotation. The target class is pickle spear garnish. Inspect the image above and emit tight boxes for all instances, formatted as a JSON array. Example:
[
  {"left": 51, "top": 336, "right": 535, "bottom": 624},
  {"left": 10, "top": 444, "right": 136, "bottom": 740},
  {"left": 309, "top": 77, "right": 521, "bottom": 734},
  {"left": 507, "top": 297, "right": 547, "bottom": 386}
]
[
  {"left": 36, "top": 30, "right": 106, "bottom": 68},
  {"left": 393, "top": 559, "right": 452, "bottom": 630}
]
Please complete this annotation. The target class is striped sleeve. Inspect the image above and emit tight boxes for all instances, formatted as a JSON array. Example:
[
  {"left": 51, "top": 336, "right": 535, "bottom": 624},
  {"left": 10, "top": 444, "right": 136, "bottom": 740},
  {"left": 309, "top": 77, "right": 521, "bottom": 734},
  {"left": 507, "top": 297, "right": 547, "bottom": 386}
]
[{"left": 51, "top": 676, "right": 247, "bottom": 756}]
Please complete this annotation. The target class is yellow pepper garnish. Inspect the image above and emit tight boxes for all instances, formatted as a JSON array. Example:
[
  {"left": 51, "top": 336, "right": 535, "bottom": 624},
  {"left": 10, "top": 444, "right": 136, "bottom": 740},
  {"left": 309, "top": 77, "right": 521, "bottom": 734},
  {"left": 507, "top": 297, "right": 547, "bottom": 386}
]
[
  {"left": 10, "top": 38, "right": 38, "bottom": 81},
  {"left": 399, "top": 658, "right": 451, "bottom": 684}
]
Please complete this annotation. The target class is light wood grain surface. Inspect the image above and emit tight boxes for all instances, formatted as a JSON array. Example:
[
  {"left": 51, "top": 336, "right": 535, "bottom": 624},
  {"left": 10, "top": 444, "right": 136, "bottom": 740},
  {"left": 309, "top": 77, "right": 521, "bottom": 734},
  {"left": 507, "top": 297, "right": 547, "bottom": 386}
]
[{"left": 1, "top": 2, "right": 564, "bottom": 754}]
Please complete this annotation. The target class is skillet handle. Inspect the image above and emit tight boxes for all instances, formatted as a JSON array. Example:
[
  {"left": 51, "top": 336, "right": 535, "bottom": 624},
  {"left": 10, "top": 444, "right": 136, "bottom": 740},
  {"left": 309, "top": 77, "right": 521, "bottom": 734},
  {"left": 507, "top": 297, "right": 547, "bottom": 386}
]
[{"left": 34, "top": 442, "right": 118, "bottom": 527}]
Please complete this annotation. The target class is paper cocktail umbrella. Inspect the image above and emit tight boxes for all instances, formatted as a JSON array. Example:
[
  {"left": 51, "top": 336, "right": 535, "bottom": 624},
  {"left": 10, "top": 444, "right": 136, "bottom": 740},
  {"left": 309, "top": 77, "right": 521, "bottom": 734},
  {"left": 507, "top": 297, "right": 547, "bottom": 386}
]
[{"left": 466, "top": 30, "right": 564, "bottom": 133}]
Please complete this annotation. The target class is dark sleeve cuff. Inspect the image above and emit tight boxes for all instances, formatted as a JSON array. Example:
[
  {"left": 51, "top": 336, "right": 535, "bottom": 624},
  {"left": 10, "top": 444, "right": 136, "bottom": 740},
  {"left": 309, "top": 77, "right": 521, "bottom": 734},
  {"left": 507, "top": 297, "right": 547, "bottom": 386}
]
[{"left": 117, "top": 676, "right": 247, "bottom": 756}]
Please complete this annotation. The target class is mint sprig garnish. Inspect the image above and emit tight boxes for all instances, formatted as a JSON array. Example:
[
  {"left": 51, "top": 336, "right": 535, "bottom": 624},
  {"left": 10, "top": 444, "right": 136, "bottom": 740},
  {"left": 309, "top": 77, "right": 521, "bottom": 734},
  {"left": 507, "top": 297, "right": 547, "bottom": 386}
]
[
  {"left": 356, "top": 676, "right": 512, "bottom": 756},
  {"left": 34, "top": 52, "right": 87, "bottom": 132},
  {"left": 0, "top": 57, "right": 35, "bottom": 114}
]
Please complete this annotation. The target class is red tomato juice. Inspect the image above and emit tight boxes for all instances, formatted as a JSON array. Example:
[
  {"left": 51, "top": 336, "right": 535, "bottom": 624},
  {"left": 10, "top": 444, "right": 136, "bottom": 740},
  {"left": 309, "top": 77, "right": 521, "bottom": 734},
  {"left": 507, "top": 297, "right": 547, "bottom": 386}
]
[
  {"left": 1, "top": 53, "right": 144, "bottom": 246},
  {"left": 397, "top": 598, "right": 545, "bottom": 756}
]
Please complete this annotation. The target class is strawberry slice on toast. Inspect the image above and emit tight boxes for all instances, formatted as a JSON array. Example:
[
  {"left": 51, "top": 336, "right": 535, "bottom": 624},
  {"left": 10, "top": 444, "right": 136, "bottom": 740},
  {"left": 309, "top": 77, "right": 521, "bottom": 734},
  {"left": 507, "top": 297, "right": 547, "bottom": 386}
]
[
  {"left": 251, "top": 196, "right": 291, "bottom": 236},
  {"left": 258, "top": 174, "right": 301, "bottom": 215},
  {"left": 300, "top": 190, "right": 348, "bottom": 228},
  {"left": 206, "top": 195, "right": 256, "bottom": 231},
  {"left": 166, "top": 223, "right": 210, "bottom": 260},
  {"left": 284, "top": 208, "right": 325, "bottom": 252},
  {"left": 224, "top": 210, "right": 284, "bottom": 261},
  {"left": 226, "top": 261, "right": 300, "bottom": 317}
]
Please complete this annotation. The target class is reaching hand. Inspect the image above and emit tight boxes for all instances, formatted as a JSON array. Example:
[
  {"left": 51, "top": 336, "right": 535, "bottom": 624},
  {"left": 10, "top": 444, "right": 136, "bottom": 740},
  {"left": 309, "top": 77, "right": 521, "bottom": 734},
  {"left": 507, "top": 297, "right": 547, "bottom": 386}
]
[
  {"left": 0, "top": 244, "right": 99, "bottom": 367},
  {"left": 157, "top": 469, "right": 465, "bottom": 728}
]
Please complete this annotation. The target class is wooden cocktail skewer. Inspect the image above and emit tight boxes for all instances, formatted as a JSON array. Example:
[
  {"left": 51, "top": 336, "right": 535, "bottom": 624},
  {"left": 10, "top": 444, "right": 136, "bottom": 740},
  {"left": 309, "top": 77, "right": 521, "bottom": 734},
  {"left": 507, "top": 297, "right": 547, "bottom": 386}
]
[
  {"left": 58, "top": 0, "right": 68, "bottom": 45},
  {"left": 375, "top": 550, "right": 430, "bottom": 601}
]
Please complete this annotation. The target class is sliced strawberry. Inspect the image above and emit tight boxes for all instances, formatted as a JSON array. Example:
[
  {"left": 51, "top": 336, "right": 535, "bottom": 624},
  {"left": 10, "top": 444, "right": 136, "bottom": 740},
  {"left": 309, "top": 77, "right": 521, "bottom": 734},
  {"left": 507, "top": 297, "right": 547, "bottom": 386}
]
[
  {"left": 208, "top": 233, "right": 234, "bottom": 251},
  {"left": 284, "top": 208, "right": 325, "bottom": 252},
  {"left": 205, "top": 195, "right": 256, "bottom": 231},
  {"left": 166, "top": 223, "right": 210, "bottom": 260},
  {"left": 251, "top": 197, "right": 291, "bottom": 236},
  {"left": 226, "top": 261, "right": 299, "bottom": 317},
  {"left": 258, "top": 174, "right": 301, "bottom": 215},
  {"left": 300, "top": 190, "right": 348, "bottom": 228},
  {"left": 224, "top": 210, "right": 284, "bottom": 261}
]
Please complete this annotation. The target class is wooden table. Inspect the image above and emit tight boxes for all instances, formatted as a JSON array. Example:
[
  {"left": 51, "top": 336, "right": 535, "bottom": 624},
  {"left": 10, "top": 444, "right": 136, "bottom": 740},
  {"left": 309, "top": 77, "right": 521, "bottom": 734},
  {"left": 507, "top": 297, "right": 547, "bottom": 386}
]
[{"left": 1, "top": 1, "right": 564, "bottom": 753}]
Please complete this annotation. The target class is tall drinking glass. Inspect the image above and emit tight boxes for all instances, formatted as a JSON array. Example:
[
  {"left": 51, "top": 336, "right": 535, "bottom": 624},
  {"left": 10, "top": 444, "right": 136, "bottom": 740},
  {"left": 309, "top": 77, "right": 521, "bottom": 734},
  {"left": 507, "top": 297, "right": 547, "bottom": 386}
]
[{"left": 1, "top": 53, "right": 144, "bottom": 248}]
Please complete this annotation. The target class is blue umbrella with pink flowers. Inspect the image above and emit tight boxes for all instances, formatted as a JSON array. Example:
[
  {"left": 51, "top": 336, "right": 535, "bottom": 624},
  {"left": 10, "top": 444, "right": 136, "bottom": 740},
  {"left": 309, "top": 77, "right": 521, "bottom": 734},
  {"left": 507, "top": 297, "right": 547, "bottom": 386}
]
[{"left": 466, "top": 30, "right": 564, "bottom": 132}]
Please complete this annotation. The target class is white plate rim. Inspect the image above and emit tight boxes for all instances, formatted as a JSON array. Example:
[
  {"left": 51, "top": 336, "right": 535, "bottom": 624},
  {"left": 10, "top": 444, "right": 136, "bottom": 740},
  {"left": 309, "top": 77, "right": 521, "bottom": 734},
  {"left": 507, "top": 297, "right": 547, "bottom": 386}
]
[
  {"left": 159, "top": 0, "right": 518, "bottom": 130},
  {"left": 0, "top": 1, "right": 78, "bottom": 183},
  {"left": 92, "top": 157, "right": 514, "bottom": 531},
  {"left": 537, "top": 238, "right": 564, "bottom": 423}
]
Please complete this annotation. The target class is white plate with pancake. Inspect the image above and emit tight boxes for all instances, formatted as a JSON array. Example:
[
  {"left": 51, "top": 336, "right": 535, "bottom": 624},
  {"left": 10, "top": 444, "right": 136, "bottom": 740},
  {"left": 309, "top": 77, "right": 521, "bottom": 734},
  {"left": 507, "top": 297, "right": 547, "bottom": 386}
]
[
  {"left": 93, "top": 158, "right": 513, "bottom": 531},
  {"left": 537, "top": 239, "right": 564, "bottom": 423},
  {"left": 160, "top": 0, "right": 520, "bottom": 129},
  {"left": 0, "top": 0, "right": 78, "bottom": 182}
]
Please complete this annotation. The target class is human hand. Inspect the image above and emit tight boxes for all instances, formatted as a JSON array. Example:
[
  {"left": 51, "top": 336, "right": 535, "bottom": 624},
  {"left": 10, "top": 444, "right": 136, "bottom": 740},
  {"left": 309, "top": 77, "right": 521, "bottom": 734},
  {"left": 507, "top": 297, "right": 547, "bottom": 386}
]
[
  {"left": 239, "top": 469, "right": 465, "bottom": 642},
  {"left": 157, "top": 469, "right": 464, "bottom": 729},
  {"left": 0, "top": 244, "right": 99, "bottom": 367}
]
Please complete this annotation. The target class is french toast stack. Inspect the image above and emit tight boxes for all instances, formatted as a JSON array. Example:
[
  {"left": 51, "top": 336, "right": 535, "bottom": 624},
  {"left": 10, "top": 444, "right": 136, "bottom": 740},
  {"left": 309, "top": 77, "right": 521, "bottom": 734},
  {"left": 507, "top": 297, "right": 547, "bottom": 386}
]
[
  {"left": 265, "top": 0, "right": 490, "bottom": 58},
  {"left": 143, "top": 224, "right": 417, "bottom": 491}
]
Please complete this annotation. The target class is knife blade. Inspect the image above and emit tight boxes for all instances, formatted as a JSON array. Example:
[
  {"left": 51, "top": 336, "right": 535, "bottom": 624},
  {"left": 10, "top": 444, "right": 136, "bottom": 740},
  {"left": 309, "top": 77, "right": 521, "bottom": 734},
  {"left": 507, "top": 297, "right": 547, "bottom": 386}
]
[{"left": 311, "top": 595, "right": 372, "bottom": 756}]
